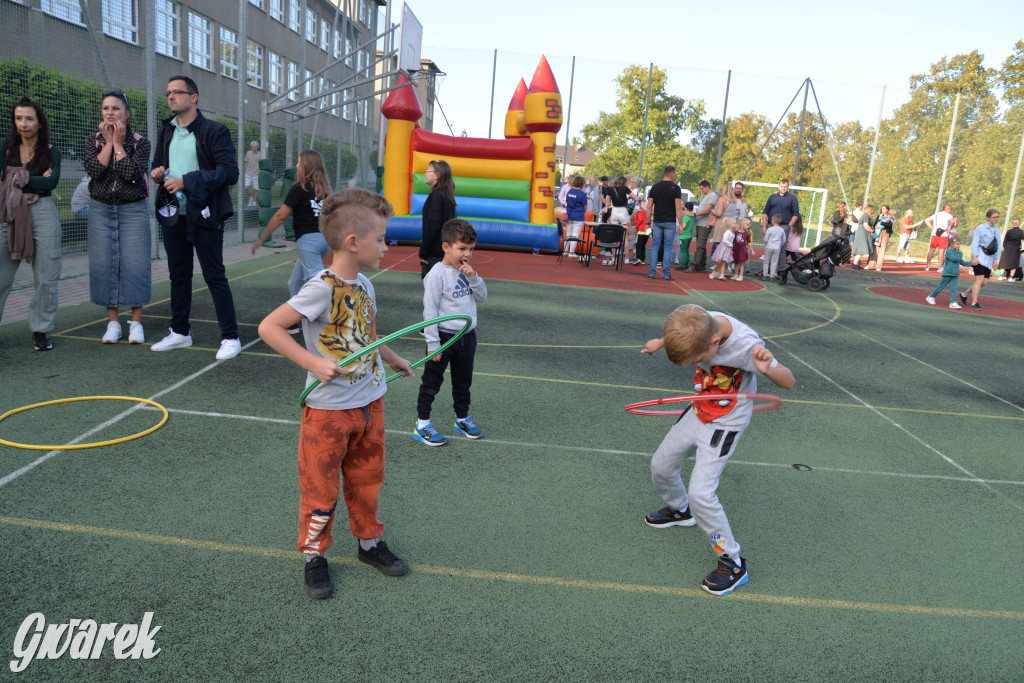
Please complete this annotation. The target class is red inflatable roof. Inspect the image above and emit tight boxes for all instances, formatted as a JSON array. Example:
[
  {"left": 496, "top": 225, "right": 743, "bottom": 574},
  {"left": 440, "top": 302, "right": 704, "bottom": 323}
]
[
  {"left": 507, "top": 78, "right": 527, "bottom": 111},
  {"left": 527, "top": 55, "right": 559, "bottom": 95},
  {"left": 381, "top": 75, "right": 422, "bottom": 122}
]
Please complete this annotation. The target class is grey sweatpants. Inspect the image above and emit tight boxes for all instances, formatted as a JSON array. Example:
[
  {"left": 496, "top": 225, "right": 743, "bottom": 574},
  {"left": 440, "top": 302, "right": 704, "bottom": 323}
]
[{"left": 651, "top": 408, "right": 744, "bottom": 560}]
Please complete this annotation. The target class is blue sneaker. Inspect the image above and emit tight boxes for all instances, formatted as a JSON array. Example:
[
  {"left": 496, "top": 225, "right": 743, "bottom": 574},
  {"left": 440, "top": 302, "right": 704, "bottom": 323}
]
[
  {"left": 452, "top": 416, "right": 482, "bottom": 439},
  {"left": 413, "top": 422, "right": 447, "bottom": 446}
]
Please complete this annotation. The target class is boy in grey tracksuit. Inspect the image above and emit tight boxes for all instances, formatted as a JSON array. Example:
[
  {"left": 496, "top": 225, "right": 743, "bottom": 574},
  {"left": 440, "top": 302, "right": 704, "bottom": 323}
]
[
  {"left": 413, "top": 219, "right": 488, "bottom": 446},
  {"left": 641, "top": 304, "right": 795, "bottom": 596}
]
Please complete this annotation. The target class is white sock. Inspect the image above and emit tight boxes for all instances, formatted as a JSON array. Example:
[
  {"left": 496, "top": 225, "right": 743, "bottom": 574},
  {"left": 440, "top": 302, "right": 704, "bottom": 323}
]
[
  {"left": 359, "top": 537, "right": 379, "bottom": 551},
  {"left": 417, "top": 419, "right": 431, "bottom": 429}
]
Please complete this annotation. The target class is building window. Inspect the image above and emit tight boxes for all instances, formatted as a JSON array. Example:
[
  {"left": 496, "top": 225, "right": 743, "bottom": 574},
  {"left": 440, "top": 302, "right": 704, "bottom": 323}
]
[
  {"left": 103, "top": 0, "right": 138, "bottom": 43},
  {"left": 317, "top": 77, "right": 328, "bottom": 110},
  {"left": 363, "top": 100, "right": 370, "bottom": 126},
  {"left": 320, "top": 19, "right": 329, "bottom": 52},
  {"left": 332, "top": 29, "right": 342, "bottom": 59},
  {"left": 305, "top": 8, "right": 316, "bottom": 43},
  {"left": 287, "top": 61, "right": 298, "bottom": 101},
  {"left": 304, "top": 68, "right": 313, "bottom": 102},
  {"left": 269, "top": 52, "right": 283, "bottom": 95},
  {"left": 345, "top": 36, "right": 353, "bottom": 67},
  {"left": 425, "top": 98, "right": 434, "bottom": 123},
  {"left": 343, "top": 98, "right": 351, "bottom": 121},
  {"left": 269, "top": 0, "right": 283, "bottom": 23},
  {"left": 41, "top": 0, "right": 83, "bottom": 24},
  {"left": 247, "top": 41, "right": 263, "bottom": 89},
  {"left": 287, "top": 0, "right": 299, "bottom": 32},
  {"left": 220, "top": 27, "right": 239, "bottom": 80},
  {"left": 186, "top": 12, "right": 212, "bottom": 70},
  {"left": 154, "top": 0, "right": 179, "bottom": 59},
  {"left": 359, "top": 0, "right": 372, "bottom": 26},
  {"left": 247, "top": 0, "right": 262, "bottom": 9},
  {"left": 330, "top": 84, "right": 338, "bottom": 117}
]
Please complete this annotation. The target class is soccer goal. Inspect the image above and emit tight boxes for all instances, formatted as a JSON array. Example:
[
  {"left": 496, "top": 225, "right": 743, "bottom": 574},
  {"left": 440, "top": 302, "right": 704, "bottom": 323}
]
[{"left": 734, "top": 181, "right": 830, "bottom": 248}]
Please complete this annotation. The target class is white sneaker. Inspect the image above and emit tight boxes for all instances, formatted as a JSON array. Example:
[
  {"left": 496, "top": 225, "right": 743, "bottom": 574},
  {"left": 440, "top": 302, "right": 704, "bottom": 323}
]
[
  {"left": 905, "top": 258, "right": 915, "bottom": 264},
  {"left": 925, "top": 296, "right": 936, "bottom": 305},
  {"left": 128, "top": 321, "right": 144, "bottom": 344},
  {"left": 896, "top": 256, "right": 904, "bottom": 263},
  {"left": 151, "top": 329, "right": 193, "bottom": 352},
  {"left": 949, "top": 302, "right": 962, "bottom": 309},
  {"left": 216, "top": 338, "right": 242, "bottom": 360},
  {"left": 102, "top": 321, "right": 122, "bottom": 344}
]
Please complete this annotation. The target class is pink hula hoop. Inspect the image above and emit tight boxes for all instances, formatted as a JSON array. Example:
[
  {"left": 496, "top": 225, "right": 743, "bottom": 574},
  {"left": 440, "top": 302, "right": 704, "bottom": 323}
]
[{"left": 624, "top": 393, "right": 783, "bottom": 416}]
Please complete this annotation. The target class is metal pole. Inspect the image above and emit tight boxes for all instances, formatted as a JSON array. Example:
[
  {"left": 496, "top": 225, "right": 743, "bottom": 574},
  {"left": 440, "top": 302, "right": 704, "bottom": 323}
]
[
  {"left": 237, "top": 0, "right": 247, "bottom": 239},
  {"left": 808, "top": 80, "right": 847, "bottom": 205},
  {"left": 863, "top": 85, "right": 885, "bottom": 205},
  {"left": 376, "top": 0, "right": 393, "bottom": 168},
  {"left": 1004, "top": 125, "right": 1024, "bottom": 230},
  {"left": 934, "top": 92, "right": 961, "bottom": 223},
  {"left": 146, "top": 0, "right": 158, "bottom": 259},
  {"left": 488, "top": 49, "right": 497, "bottom": 138},
  {"left": 792, "top": 79, "right": 810, "bottom": 184},
  {"left": 637, "top": 63, "right": 654, "bottom": 183},
  {"left": 561, "top": 56, "right": 575, "bottom": 182},
  {"left": 817, "top": 188, "right": 828, "bottom": 247},
  {"left": 714, "top": 69, "right": 731, "bottom": 189}
]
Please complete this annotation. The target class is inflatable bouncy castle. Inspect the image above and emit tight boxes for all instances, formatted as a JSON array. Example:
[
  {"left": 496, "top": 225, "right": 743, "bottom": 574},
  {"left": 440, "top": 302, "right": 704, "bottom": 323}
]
[{"left": 381, "top": 55, "right": 563, "bottom": 252}]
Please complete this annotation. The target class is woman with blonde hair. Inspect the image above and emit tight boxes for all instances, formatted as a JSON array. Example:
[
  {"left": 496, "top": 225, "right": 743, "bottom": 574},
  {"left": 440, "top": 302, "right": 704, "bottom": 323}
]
[{"left": 253, "top": 149, "right": 332, "bottom": 300}]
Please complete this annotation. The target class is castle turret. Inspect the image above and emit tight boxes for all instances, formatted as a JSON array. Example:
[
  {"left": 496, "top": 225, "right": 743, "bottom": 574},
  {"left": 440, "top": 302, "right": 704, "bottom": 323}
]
[
  {"left": 381, "top": 75, "right": 422, "bottom": 216},
  {"left": 504, "top": 78, "right": 529, "bottom": 139},
  {"left": 523, "top": 56, "right": 562, "bottom": 225}
]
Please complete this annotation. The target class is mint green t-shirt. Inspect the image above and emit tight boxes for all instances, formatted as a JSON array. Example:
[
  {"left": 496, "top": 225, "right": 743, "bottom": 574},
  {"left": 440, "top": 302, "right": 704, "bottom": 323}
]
[{"left": 168, "top": 118, "right": 199, "bottom": 209}]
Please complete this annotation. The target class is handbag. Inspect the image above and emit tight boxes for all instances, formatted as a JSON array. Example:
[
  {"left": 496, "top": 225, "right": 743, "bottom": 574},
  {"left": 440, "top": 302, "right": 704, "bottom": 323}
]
[
  {"left": 910, "top": 229, "right": 918, "bottom": 240},
  {"left": 982, "top": 233, "right": 999, "bottom": 256}
]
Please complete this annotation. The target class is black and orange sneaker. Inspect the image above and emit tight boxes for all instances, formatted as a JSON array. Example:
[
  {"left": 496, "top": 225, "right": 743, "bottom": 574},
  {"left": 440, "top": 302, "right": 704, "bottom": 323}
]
[
  {"left": 644, "top": 506, "right": 696, "bottom": 528},
  {"left": 702, "top": 556, "right": 748, "bottom": 596}
]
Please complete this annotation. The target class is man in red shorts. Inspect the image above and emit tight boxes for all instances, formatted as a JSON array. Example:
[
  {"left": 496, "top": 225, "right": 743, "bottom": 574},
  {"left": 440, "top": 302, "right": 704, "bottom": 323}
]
[{"left": 924, "top": 204, "right": 953, "bottom": 271}]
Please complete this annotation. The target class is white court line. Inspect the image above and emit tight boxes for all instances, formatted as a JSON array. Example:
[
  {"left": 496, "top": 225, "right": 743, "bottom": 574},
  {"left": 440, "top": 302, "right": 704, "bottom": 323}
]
[
  {"left": 137, "top": 407, "right": 1024, "bottom": 488},
  {"left": 0, "top": 338, "right": 264, "bottom": 490},
  {"left": 765, "top": 288, "right": 1024, "bottom": 414},
  {"left": 0, "top": 254, "right": 417, "bottom": 490},
  {"left": 687, "top": 288, "right": 1024, "bottom": 510}
]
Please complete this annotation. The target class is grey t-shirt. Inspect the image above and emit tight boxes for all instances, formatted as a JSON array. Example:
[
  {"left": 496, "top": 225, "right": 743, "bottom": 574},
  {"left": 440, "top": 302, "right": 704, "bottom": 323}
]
[
  {"left": 695, "top": 192, "right": 717, "bottom": 227},
  {"left": 692, "top": 312, "right": 777, "bottom": 429},
  {"left": 288, "top": 269, "right": 387, "bottom": 410}
]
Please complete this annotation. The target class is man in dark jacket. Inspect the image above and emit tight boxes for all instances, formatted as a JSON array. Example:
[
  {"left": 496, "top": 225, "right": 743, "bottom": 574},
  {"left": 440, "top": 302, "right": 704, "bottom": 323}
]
[{"left": 150, "top": 75, "right": 241, "bottom": 360}]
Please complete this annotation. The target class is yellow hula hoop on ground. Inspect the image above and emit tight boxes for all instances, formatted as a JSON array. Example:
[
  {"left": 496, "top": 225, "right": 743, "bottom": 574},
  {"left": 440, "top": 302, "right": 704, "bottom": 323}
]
[{"left": 0, "top": 396, "right": 169, "bottom": 450}]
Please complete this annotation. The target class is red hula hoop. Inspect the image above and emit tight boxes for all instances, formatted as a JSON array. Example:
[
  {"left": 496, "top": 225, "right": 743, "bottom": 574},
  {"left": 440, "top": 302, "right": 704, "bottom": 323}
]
[{"left": 624, "top": 393, "right": 783, "bottom": 416}]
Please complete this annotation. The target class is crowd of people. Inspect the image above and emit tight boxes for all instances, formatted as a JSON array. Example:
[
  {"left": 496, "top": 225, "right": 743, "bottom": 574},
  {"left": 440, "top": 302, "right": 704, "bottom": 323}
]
[{"left": 553, "top": 168, "right": 1024, "bottom": 302}]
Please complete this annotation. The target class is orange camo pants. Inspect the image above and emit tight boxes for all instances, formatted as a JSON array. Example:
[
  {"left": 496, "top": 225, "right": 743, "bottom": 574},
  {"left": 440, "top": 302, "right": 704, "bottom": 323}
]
[{"left": 297, "top": 399, "right": 386, "bottom": 555}]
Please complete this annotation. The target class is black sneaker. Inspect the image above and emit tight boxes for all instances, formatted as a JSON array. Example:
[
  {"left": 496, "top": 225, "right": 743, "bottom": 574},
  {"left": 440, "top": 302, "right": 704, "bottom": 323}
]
[
  {"left": 303, "top": 555, "right": 333, "bottom": 599},
  {"left": 32, "top": 332, "right": 52, "bottom": 351},
  {"left": 958, "top": 291, "right": 968, "bottom": 306},
  {"left": 702, "top": 556, "right": 748, "bottom": 596},
  {"left": 358, "top": 540, "right": 409, "bottom": 576},
  {"left": 644, "top": 506, "right": 697, "bottom": 528},
  {"left": 971, "top": 302, "right": 982, "bottom": 310}
]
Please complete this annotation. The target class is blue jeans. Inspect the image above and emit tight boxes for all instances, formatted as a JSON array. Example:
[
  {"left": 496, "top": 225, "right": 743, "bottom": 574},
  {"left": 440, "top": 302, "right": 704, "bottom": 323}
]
[
  {"left": 287, "top": 231, "right": 330, "bottom": 297},
  {"left": 88, "top": 198, "right": 152, "bottom": 308},
  {"left": 0, "top": 196, "right": 62, "bottom": 332},
  {"left": 161, "top": 216, "right": 238, "bottom": 339},
  {"left": 649, "top": 222, "right": 676, "bottom": 278}
]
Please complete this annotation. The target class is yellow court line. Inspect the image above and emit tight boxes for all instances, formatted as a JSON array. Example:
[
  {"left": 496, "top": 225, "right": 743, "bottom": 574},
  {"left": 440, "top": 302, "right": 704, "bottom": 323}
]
[
  {"left": 54, "top": 257, "right": 294, "bottom": 338},
  {"left": 2, "top": 515, "right": 1020, "bottom": 621},
  {"left": 763, "top": 294, "right": 841, "bottom": 339}
]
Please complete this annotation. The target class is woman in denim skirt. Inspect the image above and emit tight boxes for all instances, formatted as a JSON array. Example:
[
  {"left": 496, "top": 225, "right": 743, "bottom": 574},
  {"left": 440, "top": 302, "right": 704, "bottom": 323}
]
[{"left": 84, "top": 90, "right": 152, "bottom": 344}]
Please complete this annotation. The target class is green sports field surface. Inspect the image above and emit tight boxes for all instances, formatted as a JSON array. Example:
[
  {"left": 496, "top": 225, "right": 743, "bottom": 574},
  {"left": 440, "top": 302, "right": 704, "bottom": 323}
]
[{"left": 1, "top": 249, "right": 1022, "bottom": 681}]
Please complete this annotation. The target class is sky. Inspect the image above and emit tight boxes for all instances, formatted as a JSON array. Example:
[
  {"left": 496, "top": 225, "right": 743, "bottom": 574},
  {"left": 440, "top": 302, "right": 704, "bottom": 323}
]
[{"left": 396, "top": 0, "right": 1024, "bottom": 144}]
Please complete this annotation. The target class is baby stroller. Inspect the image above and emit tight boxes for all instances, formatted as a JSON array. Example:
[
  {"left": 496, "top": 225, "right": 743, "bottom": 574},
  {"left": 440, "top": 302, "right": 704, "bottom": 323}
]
[{"left": 779, "top": 235, "right": 852, "bottom": 292}]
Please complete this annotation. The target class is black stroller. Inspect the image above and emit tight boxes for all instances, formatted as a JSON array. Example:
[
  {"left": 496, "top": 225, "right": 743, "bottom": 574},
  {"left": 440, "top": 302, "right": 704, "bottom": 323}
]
[{"left": 779, "top": 235, "right": 852, "bottom": 292}]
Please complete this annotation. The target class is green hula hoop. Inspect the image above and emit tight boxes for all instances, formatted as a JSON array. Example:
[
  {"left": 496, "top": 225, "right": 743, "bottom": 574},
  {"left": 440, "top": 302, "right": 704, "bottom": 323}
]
[{"left": 298, "top": 313, "right": 473, "bottom": 408}]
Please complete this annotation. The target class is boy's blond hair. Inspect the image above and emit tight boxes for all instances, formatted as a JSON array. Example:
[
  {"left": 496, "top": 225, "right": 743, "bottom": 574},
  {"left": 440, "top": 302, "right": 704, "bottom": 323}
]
[
  {"left": 771, "top": 214, "right": 782, "bottom": 225},
  {"left": 663, "top": 304, "right": 717, "bottom": 366},
  {"left": 319, "top": 188, "right": 394, "bottom": 250}
]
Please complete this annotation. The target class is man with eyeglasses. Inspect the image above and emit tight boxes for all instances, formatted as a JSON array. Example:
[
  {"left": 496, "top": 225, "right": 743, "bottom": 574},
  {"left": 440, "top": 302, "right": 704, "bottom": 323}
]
[{"left": 150, "top": 75, "right": 242, "bottom": 360}]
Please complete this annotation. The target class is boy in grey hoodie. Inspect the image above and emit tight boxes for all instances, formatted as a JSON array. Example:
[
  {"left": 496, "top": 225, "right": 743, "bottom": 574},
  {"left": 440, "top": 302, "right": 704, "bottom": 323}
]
[{"left": 413, "top": 219, "right": 488, "bottom": 446}]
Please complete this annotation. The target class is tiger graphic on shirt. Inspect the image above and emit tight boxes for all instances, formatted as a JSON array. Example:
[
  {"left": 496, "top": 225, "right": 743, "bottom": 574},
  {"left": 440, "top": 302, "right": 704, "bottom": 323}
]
[
  {"left": 692, "top": 365, "right": 744, "bottom": 424},
  {"left": 317, "top": 271, "right": 382, "bottom": 386}
]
